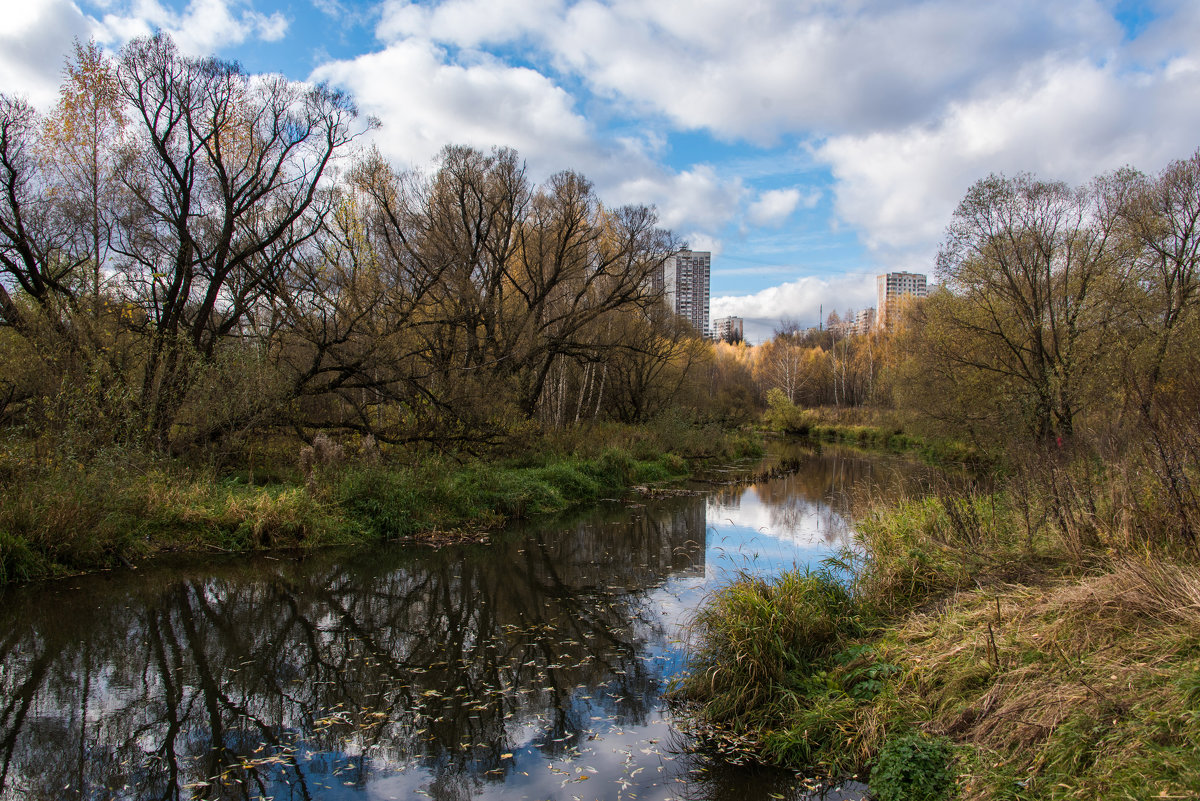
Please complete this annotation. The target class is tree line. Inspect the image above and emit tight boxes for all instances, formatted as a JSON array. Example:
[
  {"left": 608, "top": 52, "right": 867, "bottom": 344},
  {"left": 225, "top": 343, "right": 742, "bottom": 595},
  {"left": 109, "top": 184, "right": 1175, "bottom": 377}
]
[
  {"left": 729, "top": 154, "right": 1199, "bottom": 446},
  {"left": 0, "top": 36, "right": 709, "bottom": 457},
  {"left": 733, "top": 154, "right": 1200, "bottom": 548}
]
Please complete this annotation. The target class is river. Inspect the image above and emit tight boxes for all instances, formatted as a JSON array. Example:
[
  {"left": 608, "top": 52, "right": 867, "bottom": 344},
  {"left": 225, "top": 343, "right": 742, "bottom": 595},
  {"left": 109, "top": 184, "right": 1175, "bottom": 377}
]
[{"left": 0, "top": 444, "right": 936, "bottom": 801}]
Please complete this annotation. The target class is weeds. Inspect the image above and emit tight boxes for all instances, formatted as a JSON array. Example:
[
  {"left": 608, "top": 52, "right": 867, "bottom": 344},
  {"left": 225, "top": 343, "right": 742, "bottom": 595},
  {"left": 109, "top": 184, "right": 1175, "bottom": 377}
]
[{"left": 869, "top": 730, "right": 956, "bottom": 801}]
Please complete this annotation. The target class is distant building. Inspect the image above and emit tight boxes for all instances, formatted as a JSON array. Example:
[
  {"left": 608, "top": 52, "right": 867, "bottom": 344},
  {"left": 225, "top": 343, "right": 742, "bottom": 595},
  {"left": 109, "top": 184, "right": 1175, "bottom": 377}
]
[
  {"left": 713, "top": 316, "right": 744, "bottom": 343},
  {"left": 853, "top": 307, "right": 876, "bottom": 335},
  {"left": 828, "top": 315, "right": 853, "bottom": 338},
  {"left": 876, "top": 272, "right": 927, "bottom": 329},
  {"left": 662, "top": 249, "right": 711, "bottom": 334}
]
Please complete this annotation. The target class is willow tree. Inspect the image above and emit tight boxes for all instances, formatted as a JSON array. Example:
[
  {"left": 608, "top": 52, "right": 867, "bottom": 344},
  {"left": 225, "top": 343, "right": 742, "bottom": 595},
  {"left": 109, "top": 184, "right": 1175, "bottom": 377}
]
[
  {"left": 112, "top": 33, "right": 364, "bottom": 449},
  {"left": 1111, "top": 152, "right": 1200, "bottom": 546}
]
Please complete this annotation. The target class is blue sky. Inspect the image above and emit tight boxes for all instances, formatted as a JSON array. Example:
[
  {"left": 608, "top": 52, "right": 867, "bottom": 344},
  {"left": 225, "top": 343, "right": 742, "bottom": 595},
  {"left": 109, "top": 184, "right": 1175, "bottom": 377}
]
[{"left": 4, "top": 0, "right": 1200, "bottom": 341}]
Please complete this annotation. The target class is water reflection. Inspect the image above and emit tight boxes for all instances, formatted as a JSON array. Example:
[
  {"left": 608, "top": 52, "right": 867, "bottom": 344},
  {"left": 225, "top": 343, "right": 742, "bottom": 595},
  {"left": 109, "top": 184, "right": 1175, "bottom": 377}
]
[{"left": 0, "top": 445, "right": 920, "bottom": 800}]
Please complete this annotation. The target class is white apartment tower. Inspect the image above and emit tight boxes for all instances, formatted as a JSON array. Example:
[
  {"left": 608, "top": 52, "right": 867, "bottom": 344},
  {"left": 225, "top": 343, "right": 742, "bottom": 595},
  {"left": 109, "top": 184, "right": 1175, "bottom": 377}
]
[
  {"left": 713, "top": 316, "right": 744, "bottom": 343},
  {"left": 876, "top": 272, "right": 927, "bottom": 329},
  {"left": 663, "top": 249, "right": 711, "bottom": 335}
]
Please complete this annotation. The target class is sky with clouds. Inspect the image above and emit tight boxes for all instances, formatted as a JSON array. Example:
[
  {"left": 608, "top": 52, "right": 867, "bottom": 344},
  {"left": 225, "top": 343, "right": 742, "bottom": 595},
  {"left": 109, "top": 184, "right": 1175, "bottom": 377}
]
[{"left": 4, "top": 0, "right": 1200, "bottom": 341}]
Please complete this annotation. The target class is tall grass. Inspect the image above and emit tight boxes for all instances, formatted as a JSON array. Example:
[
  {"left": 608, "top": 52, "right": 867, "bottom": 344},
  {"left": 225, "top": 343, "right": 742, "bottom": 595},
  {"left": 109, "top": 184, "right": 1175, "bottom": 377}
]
[
  {"left": 678, "top": 569, "right": 863, "bottom": 724},
  {"left": 673, "top": 569, "right": 898, "bottom": 775}
]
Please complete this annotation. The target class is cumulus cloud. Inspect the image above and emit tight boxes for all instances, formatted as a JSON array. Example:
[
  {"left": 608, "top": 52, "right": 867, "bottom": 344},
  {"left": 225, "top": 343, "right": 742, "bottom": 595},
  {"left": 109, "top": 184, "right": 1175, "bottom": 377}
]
[
  {"left": 0, "top": 0, "right": 294, "bottom": 112},
  {"left": 382, "top": 0, "right": 1119, "bottom": 143},
  {"left": 712, "top": 273, "right": 877, "bottom": 343},
  {"left": 312, "top": 40, "right": 748, "bottom": 236},
  {"left": 94, "top": 0, "right": 290, "bottom": 55},
  {"left": 379, "top": 0, "right": 563, "bottom": 48},
  {"left": 607, "top": 164, "right": 744, "bottom": 232},
  {"left": 311, "top": 39, "right": 593, "bottom": 172},
  {"left": 818, "top": 56, "right": 1200, "bottom": 273},
  {"left": 331, "top": 0, "right": 1195, "bottom": 279},
  {"left": 0, "top": 1, "right": 96, "bottom": 109},
  {"left": 747, "top": 187, "right": 818, "bottom": 227}
]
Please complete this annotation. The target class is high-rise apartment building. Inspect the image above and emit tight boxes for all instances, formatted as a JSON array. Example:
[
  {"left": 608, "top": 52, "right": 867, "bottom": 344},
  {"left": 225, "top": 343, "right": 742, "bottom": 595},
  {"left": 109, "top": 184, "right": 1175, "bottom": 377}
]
[
  {"left": 852, "top": 307, "right": 876, "bottom": 335},
  {"left": 876, "top": 272, "right": 927, "bottom": 329},
  {"left": 663, "top": 249, "right": 711, "bottom": 334},
  {"left": 713, "top": 316, "right": 744, "bottom": 343}
]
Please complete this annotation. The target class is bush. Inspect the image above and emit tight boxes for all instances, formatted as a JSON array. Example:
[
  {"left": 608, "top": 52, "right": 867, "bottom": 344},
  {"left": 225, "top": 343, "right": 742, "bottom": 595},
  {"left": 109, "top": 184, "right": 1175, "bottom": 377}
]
[
  {"left": 869, "top": 730, "right": 955, "bottom": 801},
  {"left": 337, "top": 467, "right": 423, "bottom": 540},
  {"left": 764, "top": 389, "right": 813, "bottom": 435},
  {"left": 678, "top": 569, "right": 862, "bottom": 726},
  {"left": 0, "top": 531, "right": 42, "bottom": 584}
]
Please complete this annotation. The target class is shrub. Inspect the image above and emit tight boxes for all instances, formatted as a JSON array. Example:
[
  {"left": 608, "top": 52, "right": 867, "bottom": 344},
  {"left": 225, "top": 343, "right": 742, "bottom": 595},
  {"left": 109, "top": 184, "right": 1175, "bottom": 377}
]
[
  {"left": 869, "top": 730, "right": 955, "bottom": 801},
  {"left": 337, "top": 467, "right": 422, "bottom": 540},
  {"left": 0, "top": 531, "right": 42, "bottom": 584},
  {"left": 764, "top": 389, "right": 813, "bottom": 435}
]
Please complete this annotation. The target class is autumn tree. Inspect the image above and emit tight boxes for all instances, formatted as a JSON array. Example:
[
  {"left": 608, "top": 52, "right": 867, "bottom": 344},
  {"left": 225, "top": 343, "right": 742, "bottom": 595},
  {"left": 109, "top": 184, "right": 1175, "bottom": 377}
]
[
  {"left": 42, "top": 39, "right": 125, "bottom": 303},
  {"left": 931, "top": 173, "right": 1121, "bottom": 441},
  {"left": 112, "top": 33, "right": 364, "bottom": 449},
  {"left": 1109, "top": 152, "right": 1200, "bottom": 545}
]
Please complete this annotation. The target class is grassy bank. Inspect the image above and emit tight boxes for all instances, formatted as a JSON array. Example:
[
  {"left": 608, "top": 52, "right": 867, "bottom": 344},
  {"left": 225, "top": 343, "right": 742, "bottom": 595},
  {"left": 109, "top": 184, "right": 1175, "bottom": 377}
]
[
  {"left": 676, "top": 461, "right": 1200, "bottom": 799},
  {"left": 0, "top": 420, "right": 762, "bottom": 586},
  {"left": 763, "top": 400, "right": 990, "bottom": 467}
]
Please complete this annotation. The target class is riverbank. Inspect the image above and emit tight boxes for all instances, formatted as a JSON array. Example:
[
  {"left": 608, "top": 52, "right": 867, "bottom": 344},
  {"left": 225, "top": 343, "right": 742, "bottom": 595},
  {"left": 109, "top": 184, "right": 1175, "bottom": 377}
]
[
  {"left": 0, "top": 420, "right": 761, "bottom": 586},
  {"left": 763, "top": 402, "right": 991, "bottom": 468},
  {"left": 676, "top": 445, "right": 1200, "bottom": 800}
]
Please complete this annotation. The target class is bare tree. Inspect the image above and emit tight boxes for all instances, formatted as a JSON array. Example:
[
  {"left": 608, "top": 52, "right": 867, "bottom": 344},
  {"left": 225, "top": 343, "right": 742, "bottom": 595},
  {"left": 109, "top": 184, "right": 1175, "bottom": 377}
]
[
  {"left": 935, "top": 173, "right": 1120, "bottom": 441},
  {"left": 0, "top": 95, "right": 87, "bottom": 332},
  {"left": 112, "top": 33, "right": 365, "bottom": 449}
]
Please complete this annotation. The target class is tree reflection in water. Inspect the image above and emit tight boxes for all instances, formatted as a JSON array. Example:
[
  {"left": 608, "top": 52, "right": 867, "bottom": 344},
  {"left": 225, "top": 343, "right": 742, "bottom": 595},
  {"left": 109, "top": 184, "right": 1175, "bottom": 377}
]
[
  {"left": 0, "top": 496, "right": 708, "bottom": 800},
  {"left": 0, "top": 446, "right": 919, "bottom": 801}
]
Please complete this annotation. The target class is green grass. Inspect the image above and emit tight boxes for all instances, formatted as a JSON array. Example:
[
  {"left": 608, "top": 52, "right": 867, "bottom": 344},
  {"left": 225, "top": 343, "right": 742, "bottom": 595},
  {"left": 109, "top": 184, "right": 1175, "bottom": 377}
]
[
  {"left": 760, "top": 400, "right": 990, "bottom": 468},
  {"left": 0, "top": 423, "right": 721, "bottom": 585}
]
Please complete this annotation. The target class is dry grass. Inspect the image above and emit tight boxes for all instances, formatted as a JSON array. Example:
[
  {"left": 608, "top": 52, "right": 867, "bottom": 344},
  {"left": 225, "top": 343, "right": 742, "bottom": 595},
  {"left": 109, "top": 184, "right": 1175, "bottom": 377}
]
[{"left": 876, "top": 557, "right": 1200, "bottom": 799}]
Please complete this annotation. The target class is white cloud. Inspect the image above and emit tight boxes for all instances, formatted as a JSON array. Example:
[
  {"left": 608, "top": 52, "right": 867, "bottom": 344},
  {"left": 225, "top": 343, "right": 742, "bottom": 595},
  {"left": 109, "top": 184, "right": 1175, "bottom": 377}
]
[
  {"left": 311, "top": 39, "right": 593, "bottom": 173},
  {"left": 682, "top": 232, "right": 723, "bottom": 257},
  {"left": 712, "top": 273, "right": 877, "bottom": 343},
  {"left": 312, "top": 39, "right": 748, "bottom": 237},
  {"left": 379, "top": 0, "right": 563, "bottom": 48},
  {"left": 436, "top": 0, "right": 1121, "bottom": 143},
  {"left": 817, "top": 56, "right": 1200, "bottom": 273},
  {"left": 747, "top": 187, "right": 818, "bottom": 227},
  {"left": 607, "top": 164, "right": 744, "bottom": 232},
  {"left": 94, "top": 0, "right": 289, "bottom": 56},
  {"left": 0, "top": 0, "right": 96, "bottom": 109},
  {"left": 0, "top": 0, "right": 294, "bottom": 112}
]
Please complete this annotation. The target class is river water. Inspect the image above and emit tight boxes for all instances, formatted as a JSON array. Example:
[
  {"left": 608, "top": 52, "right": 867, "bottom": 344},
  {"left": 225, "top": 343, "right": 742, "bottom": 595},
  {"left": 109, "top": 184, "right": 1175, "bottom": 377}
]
[{"left": 0, "top": 444, "right": 934, "bottom": 801}]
